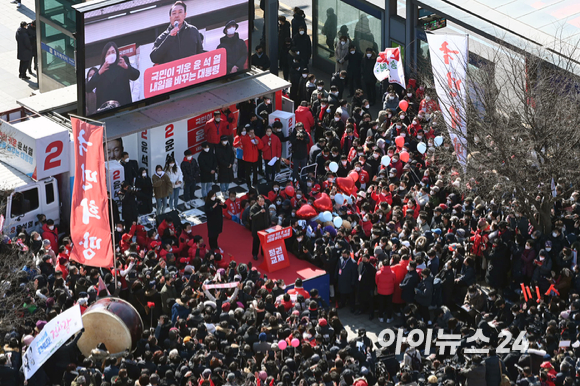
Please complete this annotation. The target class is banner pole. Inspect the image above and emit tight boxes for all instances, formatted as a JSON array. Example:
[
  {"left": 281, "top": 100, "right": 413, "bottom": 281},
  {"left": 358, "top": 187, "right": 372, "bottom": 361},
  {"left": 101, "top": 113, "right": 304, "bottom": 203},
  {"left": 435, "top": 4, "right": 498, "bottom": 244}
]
[{"left": 102, "top": 122, "right": 118, "bottom": 292}]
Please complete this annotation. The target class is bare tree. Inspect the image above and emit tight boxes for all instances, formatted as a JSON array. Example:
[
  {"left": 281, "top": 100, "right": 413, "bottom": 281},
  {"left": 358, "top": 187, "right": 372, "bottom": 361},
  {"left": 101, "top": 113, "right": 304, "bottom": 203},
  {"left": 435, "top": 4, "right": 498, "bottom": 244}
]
[{"left": 418, "top": 35, "right": 580, "bottom": 235}]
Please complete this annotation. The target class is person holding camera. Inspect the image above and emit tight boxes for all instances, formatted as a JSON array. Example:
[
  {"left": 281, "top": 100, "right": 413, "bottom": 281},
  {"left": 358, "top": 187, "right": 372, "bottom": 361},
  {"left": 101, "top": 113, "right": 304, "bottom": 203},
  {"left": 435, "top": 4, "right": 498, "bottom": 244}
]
[
  {"left": 119, "top": 181, "right": 138, "bottom": 229},
  {"left": 289, "top": 123, "right": 310, "bottom": 182},
  {"left": 205, "top": 190, "right": 226, "bottom": 250}
]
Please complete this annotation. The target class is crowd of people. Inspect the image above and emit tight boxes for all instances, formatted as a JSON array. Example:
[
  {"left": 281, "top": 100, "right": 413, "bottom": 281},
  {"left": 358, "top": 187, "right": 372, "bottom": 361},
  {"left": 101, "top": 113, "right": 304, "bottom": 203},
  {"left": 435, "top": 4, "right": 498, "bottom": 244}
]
[{"left": 4, "top": 8, "right": 580, "bottom": 386}]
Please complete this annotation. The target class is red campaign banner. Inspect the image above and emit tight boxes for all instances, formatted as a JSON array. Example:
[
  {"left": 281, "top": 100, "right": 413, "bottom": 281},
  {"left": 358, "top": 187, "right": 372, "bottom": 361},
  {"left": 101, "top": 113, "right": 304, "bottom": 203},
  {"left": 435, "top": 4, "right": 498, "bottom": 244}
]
[
  {"left": 70, "top": 118, "right": 114, "bottom": 268},
  {"left": 258, "top": 226, "right": 292, "bottom": 273},
  {"left": 144, "top": 48, "right": 228, "bottom": 98}
]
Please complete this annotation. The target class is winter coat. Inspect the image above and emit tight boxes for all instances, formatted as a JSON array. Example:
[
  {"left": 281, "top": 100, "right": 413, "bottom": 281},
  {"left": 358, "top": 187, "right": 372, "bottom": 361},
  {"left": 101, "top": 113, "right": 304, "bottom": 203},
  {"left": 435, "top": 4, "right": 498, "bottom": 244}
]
[
  {"left": 484, "top": 356, "right": 503, "bottom": 386},
  {"left": 376, "top": 265, "right": 396, "bottom": 295},
  {"left": 198, "top": 150, "right": 218, "bottom": 183},
  {"left": 205, "top": 200, "right": 225, "bottom": 238},
  {"left": 292, "top": 33, "right": 312, "bottom": 63},
  {"left": 86, "top": 56, "right": 140, "bottom": 109},
  {"left": 295, "top": 106, "right": 315, "bottom": 133},
  {"left": 215, "top": 142, "right": 235, "bottom": 183},
  {"left": 261, "top": 134, "right": 281, "bottom": 161},
  {"left": 334, "top": 39, "right": 351, "bottom": 72},
  {"left": 152, "top": 172, "right": 173, "bottom": 198},
  {"left": 335, "top": 257, "right": 357, "bottom": 294},
  {"left": 166, "top": 166, "right": 183, "bottom": 189},
  {"left": 42, "top": 223, "right": 59, "bottom": 252},
  {"left": 520, "top": 248, "right": 536, "bottom": 278},
  {"left": 391, "top": 259, "right": 409, "bottom": 303},
  {"left": 361, "top": 53, "right": 377, "bottom": 82},
  {"left": 357, "top": 261, "right": 376, "bottom": 292},
  {"left": 120, "top": 188, "right": 138, "bottom": 225},
  {"left": 414, "top": 275, "right": 433, "bottom": 307},
  {"left": 181, "top": 157, "right": 200, "bottom": 183},
  {"left": 485, "top": 243, "right": 510, "bottom": 288},
  {"left": 204, "top": 118, "right": 229, "bottom": 145},
  {"left": 16, "top": 26, "right": 32, "bottom": 61},
  {"left": 532, "top": 256, "right": 553, "bottom": 283},
  {"left": 346, "top": 50, "right": 362, "bottom": 77},
  {"left": 289, "top": 131, "right": 310, "bottom": 160},
  {"left": 217, "top": 33, "right": 248, "bottom": 73},
  {"left": 399, "top": 269, "right": 420, "bottom": 304},
  {"left": 234, "top": 135, "right": 265, "bottom": 163},
  {"left": 461, "top": 363, "right": 487, "bottom": 386},
  {"left": 249, "top": 202, "right": 270, "bottom": 237},
  {"left": 150, "top": 22, "right": 203, "bottom": 65}
]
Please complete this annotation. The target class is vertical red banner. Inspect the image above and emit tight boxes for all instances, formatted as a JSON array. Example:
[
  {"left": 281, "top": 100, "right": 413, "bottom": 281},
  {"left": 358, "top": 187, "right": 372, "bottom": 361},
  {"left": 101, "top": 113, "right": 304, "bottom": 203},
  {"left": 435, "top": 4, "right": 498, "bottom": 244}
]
[{"left": 70, "top": 117, "right": 114, "bottom": 268}]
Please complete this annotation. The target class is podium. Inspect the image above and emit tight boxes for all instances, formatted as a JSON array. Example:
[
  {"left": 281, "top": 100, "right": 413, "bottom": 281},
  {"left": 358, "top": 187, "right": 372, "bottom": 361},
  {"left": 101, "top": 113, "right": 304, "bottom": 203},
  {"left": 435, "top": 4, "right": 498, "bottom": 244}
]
[{"left": 257, "top": 225, "right": 292, "bottom": 273}]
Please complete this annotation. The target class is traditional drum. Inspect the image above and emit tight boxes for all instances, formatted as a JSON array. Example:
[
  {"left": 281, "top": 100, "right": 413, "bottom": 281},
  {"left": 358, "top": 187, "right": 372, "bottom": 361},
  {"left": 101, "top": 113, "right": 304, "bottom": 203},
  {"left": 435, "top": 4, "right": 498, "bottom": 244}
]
[{"left": 77, "top": 298, "right": 144, "bottom": 357}]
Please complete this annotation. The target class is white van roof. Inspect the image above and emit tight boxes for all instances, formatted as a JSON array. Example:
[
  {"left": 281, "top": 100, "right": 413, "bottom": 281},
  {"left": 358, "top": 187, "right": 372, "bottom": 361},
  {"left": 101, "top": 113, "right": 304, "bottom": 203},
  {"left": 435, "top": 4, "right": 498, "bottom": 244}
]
[{"left": 0, "top": 161, "right": 34, "bottom": 192}]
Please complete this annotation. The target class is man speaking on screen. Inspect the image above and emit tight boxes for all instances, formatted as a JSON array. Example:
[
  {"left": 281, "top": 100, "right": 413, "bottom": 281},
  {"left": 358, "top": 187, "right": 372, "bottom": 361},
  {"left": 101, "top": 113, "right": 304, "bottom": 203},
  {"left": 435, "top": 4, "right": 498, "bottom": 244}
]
[{"left": 150, "top": 1, "right": 203, "bottom": 65}]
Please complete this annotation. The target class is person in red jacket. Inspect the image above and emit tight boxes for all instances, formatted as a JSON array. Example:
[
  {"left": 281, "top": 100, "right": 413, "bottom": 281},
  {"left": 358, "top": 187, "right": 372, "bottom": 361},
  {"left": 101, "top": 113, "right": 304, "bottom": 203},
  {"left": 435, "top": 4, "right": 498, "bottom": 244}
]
[
  {"left": 176, "top": 223, "right": 194, "bottom": 257},
  {"left": 391, "top": 255, "right": 410, "bottom": 307},
  {"left": 55, "top": 256, "right": 68, "bottom": 280},
  {"left": 287, "top": 278, "right": 310, "bottom": 299},
  {"left": 233, "top": 126, "right": 265, "bottom": 188},
  {"left": 403, "top": 198, "right": 420, "bottom": 219},
  {"left": 375, "top": 262, "right": 396, "bottom": 322},
  {"left": 220, "top": 107, "right": 237, "bottom": 140},
  {"left": 224, "top": 190, "right": 242, "bottom": 222},
  {"left": 295, "top": 101, "right": 315, "bottom": 134},
  {"left": 261, "top": 127, "right": 282, "bottom": 182},
  {"left": 267, "top": 181, "right": 283, "bottom": 203},
  {"left": 42, "top": 219, "right": 58, "bottom": 252},
  {"left": 204, "top": 111, "right": 228, "bottom": 150}
]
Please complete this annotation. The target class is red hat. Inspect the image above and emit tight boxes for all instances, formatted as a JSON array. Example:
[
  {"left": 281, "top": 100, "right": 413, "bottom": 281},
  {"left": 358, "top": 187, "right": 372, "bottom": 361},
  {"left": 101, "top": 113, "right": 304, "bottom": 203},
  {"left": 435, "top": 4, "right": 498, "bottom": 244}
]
[
  {"left": 540, "top": 361, "right": 553, "bottom": 369},
  {"left": 318, "top": 318, "right": 328, "bottom": 326},
  {"left": 150, "top": 241, "right": 161, "bottom": 249},
  {"left": 353, "top": 379, "right": 368, "bottom": 386},
  {"left": 222, "top": 302, "right": 231, "bottom": 312},
  {"left": 439, "top": 203, "right": 448, "bottom": 210}
]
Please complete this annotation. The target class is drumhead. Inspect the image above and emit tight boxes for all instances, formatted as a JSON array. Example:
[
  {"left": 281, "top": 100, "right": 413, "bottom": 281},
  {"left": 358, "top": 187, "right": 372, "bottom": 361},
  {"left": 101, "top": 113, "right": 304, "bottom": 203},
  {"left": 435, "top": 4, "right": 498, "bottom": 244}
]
[{"left": 77, "top": 309, "right": 132, "bottom": 357}]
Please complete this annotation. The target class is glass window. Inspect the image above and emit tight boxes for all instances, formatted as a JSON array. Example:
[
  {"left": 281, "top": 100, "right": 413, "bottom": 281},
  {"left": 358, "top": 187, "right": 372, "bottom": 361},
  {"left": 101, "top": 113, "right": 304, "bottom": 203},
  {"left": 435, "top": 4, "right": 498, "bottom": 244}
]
[
  {"left": 40, "top": 22, "right": 76, "bottom": 87},
  {"left": 11, "top": 188, "right": 39, "bottom": 218},
  {"left": 45, "top": 182, "right": 55, "bottom": 204},
  {"left": 40, "top": 0, "right": 82, "bottom": 33},
  {"left": 315, "top": 0, "right": 381, "bottom": 71}
]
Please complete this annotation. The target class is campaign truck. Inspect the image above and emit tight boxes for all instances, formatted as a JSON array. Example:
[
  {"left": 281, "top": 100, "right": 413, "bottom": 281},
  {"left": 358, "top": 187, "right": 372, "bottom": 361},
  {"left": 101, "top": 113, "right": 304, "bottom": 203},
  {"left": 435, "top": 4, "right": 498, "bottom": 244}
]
[{"left": 0, "top": 112, "right": 71, "bottom": 237}]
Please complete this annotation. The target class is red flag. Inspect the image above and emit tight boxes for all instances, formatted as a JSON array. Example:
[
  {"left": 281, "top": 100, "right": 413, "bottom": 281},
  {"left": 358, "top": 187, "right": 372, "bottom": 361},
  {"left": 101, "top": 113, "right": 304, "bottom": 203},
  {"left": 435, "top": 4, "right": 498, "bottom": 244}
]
[
  {"left": 97, "top": 275, "right": 110, "bottom": 296},
  {"left": 147, "top": 302, "right": 156, "bottom": 308},
  {"left": 70, "top": 118, "right": 114, "bottom": 268}
]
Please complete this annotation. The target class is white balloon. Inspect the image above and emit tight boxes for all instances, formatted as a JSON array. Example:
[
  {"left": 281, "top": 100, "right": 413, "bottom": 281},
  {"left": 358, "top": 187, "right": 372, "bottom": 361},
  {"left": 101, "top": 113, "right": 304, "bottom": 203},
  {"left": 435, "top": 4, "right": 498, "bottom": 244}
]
[
  {"left": 322, "top": 211, "right": 332, "bottom": 222},
  {"left": 434, "top": 136, "right": 444, "bottom": 147},
  {"left": 381, "top": 155, "right": 391, "bottom": 166},
  {"left": 333, "top": 217, "right": 343, "bottom": 228},
  {"left": 335, "top": 193, "right": 345, "bottom": 205},
  {"left": 417, "top": 142, "right": 427, "bottom": 154},
  {"left": 329, "top": 161, "right": 339, "bottom": 173}
]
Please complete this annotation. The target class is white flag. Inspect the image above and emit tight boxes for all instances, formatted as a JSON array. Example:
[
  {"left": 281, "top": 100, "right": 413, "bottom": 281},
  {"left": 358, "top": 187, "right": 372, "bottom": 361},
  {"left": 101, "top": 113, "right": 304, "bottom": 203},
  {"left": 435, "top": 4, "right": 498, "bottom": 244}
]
[
  {"left": 373, "top": 47, "right": 406, "bottom": 88},
  {"left": 427, "top": 34, "right": 468, "bottom": 167}
]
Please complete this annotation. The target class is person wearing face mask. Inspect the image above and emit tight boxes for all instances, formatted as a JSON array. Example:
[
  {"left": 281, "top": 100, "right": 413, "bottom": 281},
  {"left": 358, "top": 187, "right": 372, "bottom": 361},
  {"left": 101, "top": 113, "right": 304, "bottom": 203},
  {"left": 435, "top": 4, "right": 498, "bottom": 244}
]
[
  {"left": 152, "top": 164, "right": 173, "bottom": 215},
  {"left": 251, "top": 44, "right": 270, "bottom": 71},
  {"left": 198, "top": 142, "right": 218, "bottom": 198},
  {"left": 382, "top": 87, "right": 399, "bottom": 112},
  {"left": 87, "top": 41, "right": 140, "bottom": 109},
  {"left": 215, "top": 135, "right": 236, "bottom": 195},
  {"left": 85, "top": 67, "right": 98, "bottom": 115},
  {"left": 532, "top": 249, "right": 553, "bottom": 285},
  {"left": 217, "top": 20, "right": 248, "bottom": 74},
  {"left": 41, "top": 219, "right": 59, "bottom": 252},
  {"left": 120, "top": 151, "right": 139, "bottom": 186},
  {"left": 249, "top": 195, "right": 270, "bottom": 260},
  {"left": 292, "top": 26, "right": 311, "bottom": 65},
  {"left": 135, "top": 167, "right": 153, "bottom": 214},
  {"left": 345, "top": 48, "right": 363, "bottom": 98},
  {"left": 118, "top": 181, "right": 139, "bottom": 228},
  {"left": 150, "top": 1, "right": 203, "bottom": 65},
  {"left": 520, "top": 240, "right": 536, "bottom": 284},
  {"left": 295, "top": 101, "right": 315, "bottom": 138},
  {"left": 164, "top": 158, "right": 183, "bottom": 211},
  {"left": 419, "top": 92, "right": 440, "bottom": 115},
  {"left": 484, "top": 239, "right": 510, "bottom": 290},
  {"left": 180, "top": 149, "right": 200, "bottom": 209},
  {"left": 361, "top": 48, "right": 377, "bottom": 105},
  {"left": 334, "top": 35, "right": 350, "bottom": 72},
  {"left": 256, "top": 96, "right": 273, "bottom": 117},
  {"left": 261, "top": 127, "right": 281, "bottom": 182},
  {"left": 291, "top": 7, "right": 307, "bottom": 37},
  {"left": 233, "top": 128, "right": 265, "bottom": 188},
  {"left": 204, "top": 190, "right": 227, "bottom": 250},
  {"left": 330, "top": 71, "right": 348, "bottom": 99},
  {"left": 310, "top": 80, "right": 329, "bottom": 104},
  {"left": 204, "top": 111, "right": 228, "bottom": 152}
]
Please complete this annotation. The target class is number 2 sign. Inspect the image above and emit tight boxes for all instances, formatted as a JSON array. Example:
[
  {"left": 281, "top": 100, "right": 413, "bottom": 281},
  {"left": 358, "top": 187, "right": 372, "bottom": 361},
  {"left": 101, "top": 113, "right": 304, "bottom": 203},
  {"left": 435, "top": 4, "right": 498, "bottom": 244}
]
[{"left": 36, "top": 132, "right": 70, "bottom": 180}]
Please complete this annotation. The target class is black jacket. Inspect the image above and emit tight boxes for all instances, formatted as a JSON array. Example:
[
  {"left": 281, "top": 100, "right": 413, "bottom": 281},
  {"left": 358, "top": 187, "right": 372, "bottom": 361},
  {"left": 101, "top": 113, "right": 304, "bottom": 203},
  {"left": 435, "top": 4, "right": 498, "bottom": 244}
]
[
  {"left": 362, "top": 54, "right": 377, "bottom": 82},
  {"left": 249, "top": 203, "right": 270, "bottom": 237},
  {"left": 290, "top": 130, "right": 310, "bottom": 160},
  {"left": 357, "top": 261, "right": 376, "bottom": 292},
  {"left": 292, "top": 33, "right": 312, "bottom": 63},
  {"left": 16, "top": 26, "right": 32, "bottom": 61},
  {"left": 150, "top": 22, "right": 203, "bottom": 64},
  {"left": 198, "top": 150, "right": 218, "bottom": 183},
  {"left": 399, "top": 270, "right": 420, "bottom": 303},
  {"left": 181, "top": 158, "right": 200, "bottom": 183},
  {"left": 205, "top": 200, "right": 226, "bottom": 237},
  {"left": 215, "top": 143, "right": 235, "bottom": 183},
  {"left": 86, "top": 57, "right": 140, "bottom": 109},
  {"left": 121, "top": 159, "right": 139, "bottom": 185},
  {"left": 217, "top": 33, "right": 248, "bottom": 72},
  {"left": 346, "top": 51, "right": 362, "bottom": 76},
  {"left": 251, "top": 53, "right": 271, "bottom": 70}
]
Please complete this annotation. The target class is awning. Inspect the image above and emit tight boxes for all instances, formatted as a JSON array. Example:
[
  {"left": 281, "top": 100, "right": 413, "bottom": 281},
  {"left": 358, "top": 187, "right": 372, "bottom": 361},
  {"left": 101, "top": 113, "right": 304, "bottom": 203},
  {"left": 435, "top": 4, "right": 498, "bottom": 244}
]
[{"left": 101, "top": 71, "right": 290, "bottom": 140}]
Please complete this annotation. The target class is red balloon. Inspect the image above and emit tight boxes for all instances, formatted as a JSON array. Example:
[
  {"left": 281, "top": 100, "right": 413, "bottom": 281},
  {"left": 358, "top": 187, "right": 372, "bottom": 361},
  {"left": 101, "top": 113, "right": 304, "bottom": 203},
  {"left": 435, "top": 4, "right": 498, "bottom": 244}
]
[
  {"left": 400, "top": 151, "right": 410, "bottom": 163},
  {"left": 336, "top": 177, "right": 355, "bottom": 196},
  {"left": 395, "top": 136, "right": 405, "bottom": 148},
  {"left": 348, "top": 170, "right": 359, "bottom": 182},
  {"left": 399, "top": 100, "right": 409, "bottom": 112},
  {"left": 313, "top": 193, "right": 333, "bottom": 212},
  {"left": 296, "top": 204, "right": 318, "bottom": 219},
  {"left": 285, "top": 185, "right": 295, "bottom": 197}
]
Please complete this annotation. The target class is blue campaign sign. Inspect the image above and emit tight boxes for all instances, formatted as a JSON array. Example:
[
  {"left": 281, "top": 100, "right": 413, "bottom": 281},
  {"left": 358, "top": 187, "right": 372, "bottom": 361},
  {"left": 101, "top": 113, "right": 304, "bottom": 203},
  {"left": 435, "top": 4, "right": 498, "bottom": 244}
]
[{"left": 41, "top": 42, "right": 75, "bottom": 67}]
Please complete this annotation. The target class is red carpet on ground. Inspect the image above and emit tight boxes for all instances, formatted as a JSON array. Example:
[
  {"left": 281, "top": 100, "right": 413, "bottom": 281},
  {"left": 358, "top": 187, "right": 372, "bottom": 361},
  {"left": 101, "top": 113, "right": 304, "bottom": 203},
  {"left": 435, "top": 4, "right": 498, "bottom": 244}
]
[{"left": 191, "top": 220, "right": 325, "bottom": 284}]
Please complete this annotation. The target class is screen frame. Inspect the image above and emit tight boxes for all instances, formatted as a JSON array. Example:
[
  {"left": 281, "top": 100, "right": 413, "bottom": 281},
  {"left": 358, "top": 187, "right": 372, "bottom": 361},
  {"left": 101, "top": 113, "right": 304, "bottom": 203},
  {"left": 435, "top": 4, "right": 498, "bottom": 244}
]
[{"left": 75, "top": 0, "right": 254, "bottom": 118}]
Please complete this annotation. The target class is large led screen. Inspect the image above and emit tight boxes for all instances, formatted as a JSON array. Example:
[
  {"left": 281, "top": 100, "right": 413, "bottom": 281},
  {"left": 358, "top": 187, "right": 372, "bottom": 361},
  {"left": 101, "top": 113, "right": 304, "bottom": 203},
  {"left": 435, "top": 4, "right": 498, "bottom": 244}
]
[{"left": 81, "top": 0, "right": 251, "bottom": 116}]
